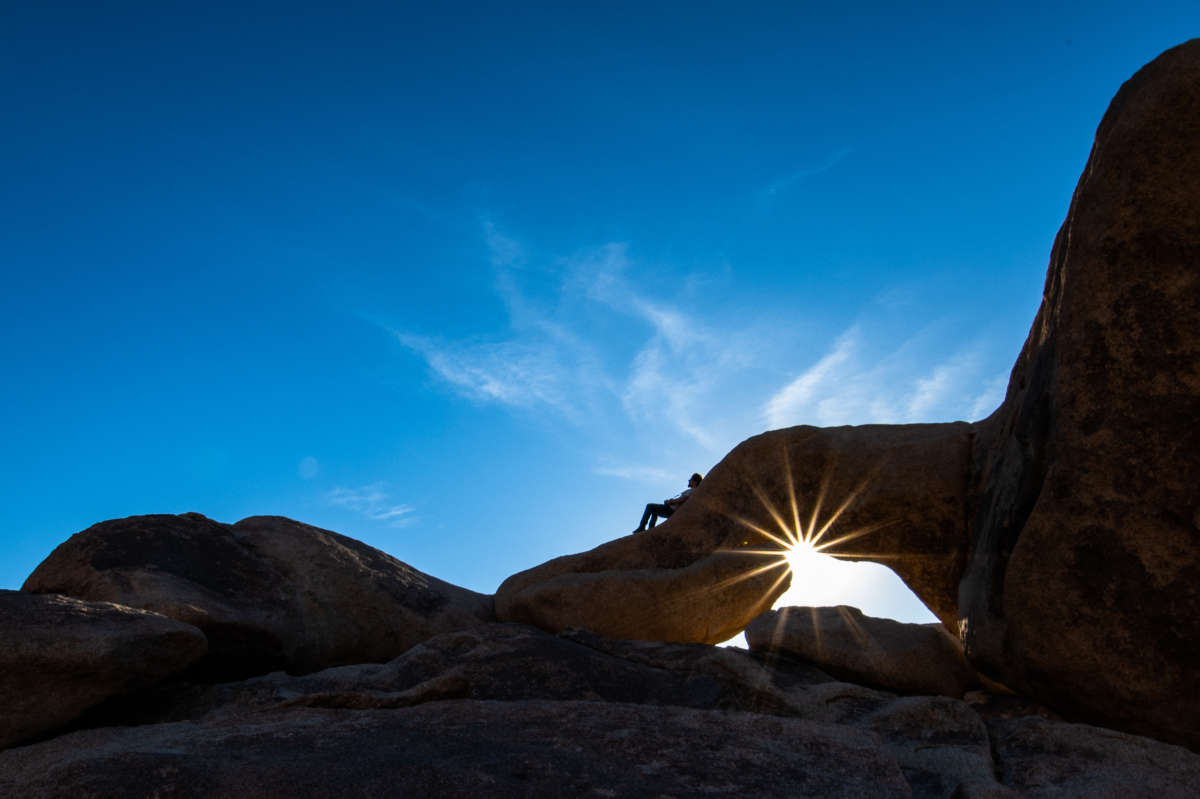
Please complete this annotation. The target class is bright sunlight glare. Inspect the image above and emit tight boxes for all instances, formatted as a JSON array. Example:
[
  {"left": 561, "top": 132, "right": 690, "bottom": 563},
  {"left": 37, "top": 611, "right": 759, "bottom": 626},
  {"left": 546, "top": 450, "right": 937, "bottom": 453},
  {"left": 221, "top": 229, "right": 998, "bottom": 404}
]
[
  {"left": 720, "top": 537, "right": 937, "bottom": 648},
  {"left": 778, "top": 534, "right": 936, "bottom": 623},
  {"left": 717, "top": 463, "right": 939, "bottom": 647}
]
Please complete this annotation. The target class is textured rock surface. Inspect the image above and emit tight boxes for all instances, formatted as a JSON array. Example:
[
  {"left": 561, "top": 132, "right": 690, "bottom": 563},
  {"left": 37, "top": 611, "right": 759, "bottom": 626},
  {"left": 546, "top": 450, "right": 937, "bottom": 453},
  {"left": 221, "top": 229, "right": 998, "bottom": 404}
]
[
  {"left": 100, "top": 623, "right": 834, "bottom": 725},
  {"left": 4, "top": 616, "right": 1196, "bottom": 796},
  {"left": 0, "top": 702, "right": 913, "bottom": 799},
  {"left": 747, "top": 606, "right": 978, "bottom": 698},
  {"left": 23, "top": 513, "right": 494, "bottom": 677},
  {"left": 498, "top": 422, "right": 972, "bottom": 641},
  {"left": 2, "top": 628, "right": 1180, "bottom": 799},
  {"left": 959, "top": 38, "right": 1200, "bottom": 747},
  {"left": 864, "top": 696, "right": 997, "bottom": 799},
  {"left": 988, "top": 716, "right": 1200, "bottom": 798},
  {"left": 0, "top": 590, "right": 206, "bottom": 749}
]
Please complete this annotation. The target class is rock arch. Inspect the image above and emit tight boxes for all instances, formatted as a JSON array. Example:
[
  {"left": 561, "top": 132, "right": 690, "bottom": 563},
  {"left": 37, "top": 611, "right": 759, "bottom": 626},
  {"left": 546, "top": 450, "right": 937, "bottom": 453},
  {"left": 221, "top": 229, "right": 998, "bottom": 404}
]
[{"left": 498, "top": 39, "right": 1200, "bottom": 749}]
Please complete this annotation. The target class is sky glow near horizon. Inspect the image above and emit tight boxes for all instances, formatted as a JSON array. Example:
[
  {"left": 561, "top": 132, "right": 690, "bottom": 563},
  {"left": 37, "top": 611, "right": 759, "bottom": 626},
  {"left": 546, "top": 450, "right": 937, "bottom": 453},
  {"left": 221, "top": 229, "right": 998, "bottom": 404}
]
[{"left": 4, "top": 3, "right": 1198, "bottom": 630}]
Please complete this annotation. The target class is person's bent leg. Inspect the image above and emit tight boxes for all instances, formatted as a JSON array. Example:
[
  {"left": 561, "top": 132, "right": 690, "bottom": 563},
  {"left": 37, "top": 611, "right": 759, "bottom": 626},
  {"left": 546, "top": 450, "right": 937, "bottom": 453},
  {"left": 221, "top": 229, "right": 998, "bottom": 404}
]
[
  {"left": 645, "top": 503, "right": 672, "bottom": 529},
  {"left": 635, "top": 504, "right": 655, "bottom": 532}
]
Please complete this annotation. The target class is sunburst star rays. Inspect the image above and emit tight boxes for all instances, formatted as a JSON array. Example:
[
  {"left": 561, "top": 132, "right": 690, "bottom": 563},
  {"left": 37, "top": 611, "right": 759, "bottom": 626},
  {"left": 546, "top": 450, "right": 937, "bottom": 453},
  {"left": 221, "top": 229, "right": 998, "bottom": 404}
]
[{"left": 709, "top": 446, "right": 905, "bottom": 649}]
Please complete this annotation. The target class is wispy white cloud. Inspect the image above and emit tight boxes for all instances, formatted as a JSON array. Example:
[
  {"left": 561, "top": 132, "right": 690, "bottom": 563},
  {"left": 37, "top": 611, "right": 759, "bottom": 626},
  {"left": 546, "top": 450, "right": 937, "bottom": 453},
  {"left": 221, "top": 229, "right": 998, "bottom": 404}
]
[
  {"left": 566, "top": 247, "right": 759, "bottom": 451},
  {"left": 593, "top": 464, "right": 675, "bottom": 483},
  {"left": 764, "top": 324, "right": 1000, "bottom": 430},
  {"left": 326, "top": 484, "right": 416, "bottom": 528},
  {"left": 764, "top": 327, "right": 859, "bottom": 428},
  {"left": 396, "top": 332, "right": 573, "bottom": 413},
  {"left": 394, "top": 222, "right": 1010, "bottom": 474},
  {"left": 395, "top": 225, "right": 766, "bottom": 451},
  {"left": 969, "top": 373, "right": 1009, "bottom": 420},
  {"left": 906, "top": 350, "right": 981, "bottom": 420}
]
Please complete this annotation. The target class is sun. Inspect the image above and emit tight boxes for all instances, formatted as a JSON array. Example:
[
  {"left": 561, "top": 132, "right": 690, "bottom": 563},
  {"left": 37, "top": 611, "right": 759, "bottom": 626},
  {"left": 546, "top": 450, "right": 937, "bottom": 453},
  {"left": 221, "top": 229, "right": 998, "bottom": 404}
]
[{"left": 784, "top": 535, "right": 820, "bottom": 576}]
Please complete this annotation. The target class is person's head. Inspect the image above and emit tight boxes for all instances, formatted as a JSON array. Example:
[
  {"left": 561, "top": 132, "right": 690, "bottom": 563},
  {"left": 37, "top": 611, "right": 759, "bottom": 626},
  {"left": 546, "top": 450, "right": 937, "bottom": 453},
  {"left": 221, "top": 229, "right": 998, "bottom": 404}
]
[{"left": 689, "top": 472, "right": 703, "bottom": 487}]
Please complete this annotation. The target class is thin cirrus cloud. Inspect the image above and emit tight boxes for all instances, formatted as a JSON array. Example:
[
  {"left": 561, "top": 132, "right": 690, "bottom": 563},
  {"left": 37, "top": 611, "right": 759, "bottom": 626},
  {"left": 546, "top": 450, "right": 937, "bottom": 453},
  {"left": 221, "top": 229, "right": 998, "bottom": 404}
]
[
  {"left": 394, "top": 222, "right": 1011, "bottom": 472},
  {"left": 394, "top": 227, "right": 757, "bottom": 452},
  {"left": 592, "top": 464, "right": 675, "bottom": 483},
  {"left": 326, "top": 484, "right": 416, "bottom": 528},
  {"left": 396, "top": 332, "right": 575, "bottom": 414},
  {"left": 763, "top": 324, "right": 1009, "bottom": 430},
  {"left": 392, "top": 223, "right": 614, "bottom": 422}
]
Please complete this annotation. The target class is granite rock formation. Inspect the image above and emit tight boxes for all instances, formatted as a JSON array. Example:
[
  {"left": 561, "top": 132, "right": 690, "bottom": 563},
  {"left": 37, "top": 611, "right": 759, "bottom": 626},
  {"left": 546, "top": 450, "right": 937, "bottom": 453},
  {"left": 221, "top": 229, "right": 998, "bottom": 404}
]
[
  {"left": 747, "top": 605, "right": 978, "bottom": 698},
  {"left": 3, "top": 620, "right": 1198, "bottom": 798},
  {"left": 958, "top": 38, "right": 1200, "bottom": 748},
  {"left": 497, "top": 39, "right": 1200, "bottom": 748},
  {"left": 23, "top": 513, "right": 494, "bottom": 677},
  {"left": 0, "top": 589, "right": 206, "bottom": 749},
  {"left": 497, "top": 421, "right": 972, "bottom": 640}
]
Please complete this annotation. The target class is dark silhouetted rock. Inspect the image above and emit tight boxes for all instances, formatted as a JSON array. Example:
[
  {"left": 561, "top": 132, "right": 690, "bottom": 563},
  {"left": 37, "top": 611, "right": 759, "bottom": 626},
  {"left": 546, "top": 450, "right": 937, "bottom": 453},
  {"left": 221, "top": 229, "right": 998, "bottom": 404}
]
[
  {"left": 23, "top": 513, "right": 494, "bottom": 677},
  {"left": 747, "top": 606, "right": 978, "bottom": 698},
  {"left": 988, "top": 716, "right": 1200, "bottom": 798},
  {"left": 101, "top": 623, "right": 834, "bottom": 725},
  {"left": 864, "top": 695, "right": 998, "bottom": 799},
  {"left": 959, "top": 38, "right": 1200, "bottom": 748},
  {"left": 0, "top": 702, "right": 913, "bottom": 799},
  {"left": 0, "top": 590, "right": 206, "bottom": 749},
  {"left": 4, "top": 611, "right": 1197, "bottom": 797}
]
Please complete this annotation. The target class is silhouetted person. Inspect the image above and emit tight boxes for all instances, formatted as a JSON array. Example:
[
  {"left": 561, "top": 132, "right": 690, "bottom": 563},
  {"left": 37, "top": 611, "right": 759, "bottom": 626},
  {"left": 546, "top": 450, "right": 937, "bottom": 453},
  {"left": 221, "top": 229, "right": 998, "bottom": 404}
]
[{"left": 634, "top": 473, "right": 702, "bottom": 532}]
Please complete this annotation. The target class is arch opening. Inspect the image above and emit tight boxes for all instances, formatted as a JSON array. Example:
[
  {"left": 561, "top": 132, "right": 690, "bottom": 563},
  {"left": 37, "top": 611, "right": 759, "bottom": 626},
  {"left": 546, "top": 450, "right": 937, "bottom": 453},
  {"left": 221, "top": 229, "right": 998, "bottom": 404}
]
[{"left": 721, "top": 537, "right": 938, "bottom": 647}]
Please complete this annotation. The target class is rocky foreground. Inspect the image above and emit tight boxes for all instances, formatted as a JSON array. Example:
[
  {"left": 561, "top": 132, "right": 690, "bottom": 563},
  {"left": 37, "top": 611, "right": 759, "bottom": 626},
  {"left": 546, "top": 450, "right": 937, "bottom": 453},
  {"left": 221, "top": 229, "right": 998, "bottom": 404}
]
[
  {"left": 3, "top": 582, "right": 1199, "bottom": 798},
  {"left": 4, "top": 38, "right": 1199, "bottom": 799}
]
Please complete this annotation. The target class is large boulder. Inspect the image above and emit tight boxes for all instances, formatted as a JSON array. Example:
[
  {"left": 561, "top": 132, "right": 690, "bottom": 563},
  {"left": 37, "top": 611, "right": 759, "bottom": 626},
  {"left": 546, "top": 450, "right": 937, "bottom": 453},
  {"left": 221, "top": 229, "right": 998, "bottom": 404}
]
[
  {"left": 497, "top": 422, "right": 972, "bottom": 642},
  {"left": 22, "top": 513, "right": 494, "bottom": 678},
  {"left": 746, "top": 605, "right": 978, "bottom": 698},
  {"left": 0, "top": 590, "right": 206, "bottom": 749},
  {"left": 958, "top": 38, "right": 1200, "bottom": 747}
]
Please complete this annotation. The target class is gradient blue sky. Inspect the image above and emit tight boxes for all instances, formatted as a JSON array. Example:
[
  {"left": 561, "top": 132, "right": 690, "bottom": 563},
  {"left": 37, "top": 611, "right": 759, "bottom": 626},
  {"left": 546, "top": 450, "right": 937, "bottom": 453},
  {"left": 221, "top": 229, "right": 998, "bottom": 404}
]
[{"left": 4, "top": 3, "right": 1197, "bottom": 626}]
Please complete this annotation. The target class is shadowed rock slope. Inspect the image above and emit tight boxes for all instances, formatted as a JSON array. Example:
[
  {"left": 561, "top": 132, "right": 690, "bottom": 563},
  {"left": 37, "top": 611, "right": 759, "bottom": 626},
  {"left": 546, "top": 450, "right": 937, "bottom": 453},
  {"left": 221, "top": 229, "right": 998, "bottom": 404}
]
[
  {"left": 23, "top": 513, "right": 494, "bottom": 678},
  {"left": 0, "top": 590, "right": 206, "bottom": 749},
  {"left": 3, "top": 621, "right": 1199, "bottom": 798},
  {"left": 958, "top": 38, "right": 1200, "bottom": 748}
]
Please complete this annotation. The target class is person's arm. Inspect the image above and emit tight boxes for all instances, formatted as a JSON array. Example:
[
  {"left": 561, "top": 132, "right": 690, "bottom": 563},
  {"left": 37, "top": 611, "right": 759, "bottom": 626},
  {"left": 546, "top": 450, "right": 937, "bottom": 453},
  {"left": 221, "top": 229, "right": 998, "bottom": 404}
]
[{"left": 665, "top": 487, "right": 693, "bottom": 507}]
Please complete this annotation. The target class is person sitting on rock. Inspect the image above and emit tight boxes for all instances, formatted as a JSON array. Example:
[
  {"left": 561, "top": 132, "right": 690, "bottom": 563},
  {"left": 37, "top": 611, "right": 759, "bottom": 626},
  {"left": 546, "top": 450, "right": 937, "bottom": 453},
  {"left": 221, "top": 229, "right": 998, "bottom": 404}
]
[{"left": 634, "top": 473, "right": 703, "bottom": 532}]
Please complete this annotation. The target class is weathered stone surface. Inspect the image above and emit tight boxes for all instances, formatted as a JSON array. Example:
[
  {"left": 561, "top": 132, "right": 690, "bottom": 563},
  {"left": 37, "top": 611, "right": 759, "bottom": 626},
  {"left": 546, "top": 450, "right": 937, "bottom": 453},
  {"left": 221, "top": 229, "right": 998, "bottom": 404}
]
[
  {"left": 0, "top": 702, "right": 913, "bottom": 799},
  {"left": 106, "top": 623, "right": 833, "bottom": 724},
  {"left": 988, "top": 716, "right": 1200, "bottom": 798},
  {"left": 747, "top": 606, "right": 978, "bottom": 698},
  {"left": 498, "top": 422, "right": 971, "bottom": 642},
  {"left": 22, "top": 513, "right": 494, "bottom": 677},
  {"left": 959, "top": 38, "right": 1200, "bottom": 748},
  {"left": 93, "top": 623, "right": 1025, "bottom": 798},
  {"left": 0, "top": 590, "right": 206, "bottom": 749},
  {"left": 5, "top": 611, "right": 1196, "bottom": 798}
]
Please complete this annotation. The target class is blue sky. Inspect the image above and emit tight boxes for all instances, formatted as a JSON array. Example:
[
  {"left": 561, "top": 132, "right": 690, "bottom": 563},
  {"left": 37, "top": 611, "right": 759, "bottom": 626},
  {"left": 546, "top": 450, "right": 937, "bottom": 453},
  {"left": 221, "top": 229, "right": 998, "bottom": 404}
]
[{"left": 3, "top": 3, "right": 1197, "bottom": 627}]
